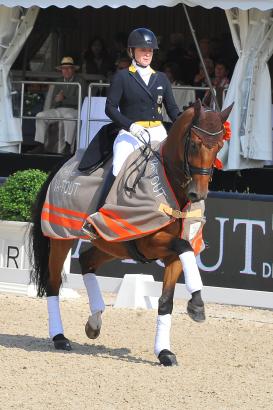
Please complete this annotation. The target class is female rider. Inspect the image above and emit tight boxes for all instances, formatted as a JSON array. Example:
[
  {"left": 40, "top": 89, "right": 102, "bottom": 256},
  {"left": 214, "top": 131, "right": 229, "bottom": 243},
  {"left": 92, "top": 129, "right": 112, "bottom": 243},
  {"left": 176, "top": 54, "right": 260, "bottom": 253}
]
[{"left": 105, "top": 27, "right": 180, "bottom": 177}]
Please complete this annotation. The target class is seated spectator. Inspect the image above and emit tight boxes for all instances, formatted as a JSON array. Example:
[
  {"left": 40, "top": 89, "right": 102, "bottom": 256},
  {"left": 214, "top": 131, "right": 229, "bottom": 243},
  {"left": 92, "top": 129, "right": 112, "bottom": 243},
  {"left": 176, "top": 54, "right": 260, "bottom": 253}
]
[
  {"left": 181, "top": 43, "right": 199, "bottom": 85},
  {"left": 193, "top": 57, "right": 215, "bottom": 100},
  {"left": 199, "top": 37, "right": 212, "bottom": 59},
  {"left": 162, "top": 62, "right": 183, "bottom": 85},
  {"left": 165, "top": 32, "right": 186, "bottom": 66},
  {"left": 161, "top": 62, "right": 195, "bottom": 125},
  {"left": 210, "top": 37, "right": 223, "bottom": 62},
  {"left": 30, "top": 56, "right": 85, "bottom": 154},
  {"left": 204, "top": 60, "right": 230, "bottom": 108},
  {"left": 115, "top": 55, "right": 132, "bottom": 71},
  {"left": 83, "top": 36, "right": 114, "bottom": 79},
  {"left": 108, "top": 55, "right": 132, "bottom": 82},
  {"left": 181, "top": 38, "right": 212, "bottom": 86},
  {"left": 110, "top": 31, "right": 128, "bottom": 62},
  {"left": 213, "top": 60, "right": 230, "bottom": 88}
]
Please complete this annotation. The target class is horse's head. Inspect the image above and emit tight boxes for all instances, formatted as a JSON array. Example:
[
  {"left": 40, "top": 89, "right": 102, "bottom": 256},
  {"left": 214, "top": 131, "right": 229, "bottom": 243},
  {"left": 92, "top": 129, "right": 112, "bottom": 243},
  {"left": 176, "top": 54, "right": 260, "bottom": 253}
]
[
  {"left": 164, "top": 99, "right": 233, "bottom": 203},
  {"left": 183, "top": 100, "right": 233, "bottom": 201}
]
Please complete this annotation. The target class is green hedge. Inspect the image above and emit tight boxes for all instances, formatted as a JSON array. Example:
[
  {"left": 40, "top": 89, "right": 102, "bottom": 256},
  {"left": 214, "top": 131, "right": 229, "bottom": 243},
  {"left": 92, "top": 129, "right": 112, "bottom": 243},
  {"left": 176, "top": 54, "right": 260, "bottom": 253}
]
[{"left": 0, "top": 169, "right": 48, "bottom": 222}]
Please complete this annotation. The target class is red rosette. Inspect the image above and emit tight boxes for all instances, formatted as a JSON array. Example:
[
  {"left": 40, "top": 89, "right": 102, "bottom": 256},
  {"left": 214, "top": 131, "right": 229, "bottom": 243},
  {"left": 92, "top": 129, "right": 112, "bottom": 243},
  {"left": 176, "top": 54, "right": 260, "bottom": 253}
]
[
  {"left": 223, "top": 121, "right": 231, "bottom": 141},
  {"left": 214, "top": 157, "right": 223, "bottom": 169}
]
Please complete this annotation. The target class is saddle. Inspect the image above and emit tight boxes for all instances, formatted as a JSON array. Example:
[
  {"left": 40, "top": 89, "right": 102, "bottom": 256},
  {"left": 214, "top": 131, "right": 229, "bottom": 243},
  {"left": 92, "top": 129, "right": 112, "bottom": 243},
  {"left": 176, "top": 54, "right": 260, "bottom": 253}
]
[{"left": 78, "top": 122, "right": 119, "bottom": 173}]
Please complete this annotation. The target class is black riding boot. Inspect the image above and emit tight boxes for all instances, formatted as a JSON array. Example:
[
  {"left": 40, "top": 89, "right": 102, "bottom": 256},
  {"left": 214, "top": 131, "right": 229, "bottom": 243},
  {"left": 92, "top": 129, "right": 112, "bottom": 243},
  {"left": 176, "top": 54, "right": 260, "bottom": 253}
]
[
  {"left": 96, "top": 169, "right": 116, "bottom": 210},
  {"left": 82, "top": 169, "right": 116, "bottom": 239}
]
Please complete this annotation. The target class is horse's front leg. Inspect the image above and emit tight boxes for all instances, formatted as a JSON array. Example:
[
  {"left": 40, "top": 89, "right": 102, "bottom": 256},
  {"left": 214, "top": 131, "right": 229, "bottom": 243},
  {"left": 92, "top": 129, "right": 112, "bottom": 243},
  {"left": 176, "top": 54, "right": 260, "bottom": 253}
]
[
  {"left": 171, "top": 238, "right": 205, "bottom": 322},
  {"left": 47, "top": 238, "right": 74, "bottom": 350},
  {"left": 155, "top": 257, "right": 182, "bottom": 367}
]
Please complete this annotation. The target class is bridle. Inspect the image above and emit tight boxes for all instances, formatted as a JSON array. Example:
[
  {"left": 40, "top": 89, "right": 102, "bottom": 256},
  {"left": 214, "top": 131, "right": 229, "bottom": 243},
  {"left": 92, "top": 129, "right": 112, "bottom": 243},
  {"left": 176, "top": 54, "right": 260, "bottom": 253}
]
[
  {"left": 123, "top": 109, "right": 224, "bottom": 193},
  {"left": 181, "top": 118, "right": 224, "bottom": 189}
]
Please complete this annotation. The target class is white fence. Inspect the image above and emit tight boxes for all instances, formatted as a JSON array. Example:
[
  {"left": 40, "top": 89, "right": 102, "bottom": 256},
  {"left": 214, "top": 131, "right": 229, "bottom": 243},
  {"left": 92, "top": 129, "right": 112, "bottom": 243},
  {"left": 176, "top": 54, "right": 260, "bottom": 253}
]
[
  {"left": 1, "top": 267, "right": 273, "bottom": 309},
  {"left": 1, "top": 220, "right": 273, "bottom": 309}
]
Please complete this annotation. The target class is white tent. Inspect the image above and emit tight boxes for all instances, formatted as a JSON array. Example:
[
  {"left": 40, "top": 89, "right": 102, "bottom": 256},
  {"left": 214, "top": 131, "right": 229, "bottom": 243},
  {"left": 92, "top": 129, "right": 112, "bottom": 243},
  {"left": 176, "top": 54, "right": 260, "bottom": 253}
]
[
  {"left": 0, "top": 6, "right": 38, "bottom": 152},
  {"left": 1, "top": 1, "right": 273, "bottom": 10},
  {"left": 0, "top": 0, "right": 273, "bottom": 170}
]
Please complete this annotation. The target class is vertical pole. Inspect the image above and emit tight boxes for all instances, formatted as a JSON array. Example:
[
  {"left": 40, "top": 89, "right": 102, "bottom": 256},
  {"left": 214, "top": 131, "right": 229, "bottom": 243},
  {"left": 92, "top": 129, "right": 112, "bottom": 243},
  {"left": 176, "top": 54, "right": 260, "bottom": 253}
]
[{"left": 183, "top": 4, "right": 220, "bottom": 112}]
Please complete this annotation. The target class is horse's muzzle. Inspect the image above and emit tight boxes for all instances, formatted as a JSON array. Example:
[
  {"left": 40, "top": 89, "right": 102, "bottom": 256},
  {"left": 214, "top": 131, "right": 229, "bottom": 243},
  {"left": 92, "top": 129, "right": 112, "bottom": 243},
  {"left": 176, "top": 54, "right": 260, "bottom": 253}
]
[
  {"left": 186, "top": 183, "right": 208, "bottom": 202},
  {"left": 187, "top": 192, "right": 207, "bottom": 202}
]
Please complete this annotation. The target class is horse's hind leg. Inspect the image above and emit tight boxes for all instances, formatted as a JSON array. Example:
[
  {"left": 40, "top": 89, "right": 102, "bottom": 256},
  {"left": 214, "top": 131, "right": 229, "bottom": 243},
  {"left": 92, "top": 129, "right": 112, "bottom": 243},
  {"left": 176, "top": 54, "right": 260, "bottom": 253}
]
[
  {"left": 47, "top": 238, "right": 74, "bottom": 350},
  {"left": 79, "top": 245, "right": 115, "bottom": 340}
]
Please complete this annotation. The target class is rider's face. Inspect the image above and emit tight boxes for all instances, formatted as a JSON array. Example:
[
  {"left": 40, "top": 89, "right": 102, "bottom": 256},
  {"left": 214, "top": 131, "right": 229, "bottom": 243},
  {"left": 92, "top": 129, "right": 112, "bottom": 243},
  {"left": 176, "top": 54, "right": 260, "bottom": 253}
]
[{"left": 134, "top": 48, "right": 153, "bottom": 67}]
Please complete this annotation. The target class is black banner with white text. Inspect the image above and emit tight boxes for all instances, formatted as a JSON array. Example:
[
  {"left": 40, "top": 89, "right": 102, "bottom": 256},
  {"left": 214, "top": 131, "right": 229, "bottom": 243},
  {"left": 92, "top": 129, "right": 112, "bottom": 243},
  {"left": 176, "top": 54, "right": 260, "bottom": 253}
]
[{"left": 70, "top": 192, "right": 273, "bottom": 292}]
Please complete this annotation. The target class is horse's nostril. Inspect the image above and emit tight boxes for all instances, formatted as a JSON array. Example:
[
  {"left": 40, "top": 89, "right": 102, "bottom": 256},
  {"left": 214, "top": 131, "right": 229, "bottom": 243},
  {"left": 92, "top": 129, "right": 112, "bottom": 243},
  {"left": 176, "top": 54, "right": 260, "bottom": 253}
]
[
  {"left": 188, "top": 192, "right": 198, "bottom": 201},
  {"left": 188, "top": 191, "right": 207, "bottom": 202}
]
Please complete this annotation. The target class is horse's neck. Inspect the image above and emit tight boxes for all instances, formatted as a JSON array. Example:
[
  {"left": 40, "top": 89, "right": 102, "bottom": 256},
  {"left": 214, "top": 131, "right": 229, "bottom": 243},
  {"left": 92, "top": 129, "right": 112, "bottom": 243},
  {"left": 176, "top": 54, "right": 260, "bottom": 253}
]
[
  {"left": 162, "top": 110, "right": 194, "bottom": 205},
  {"left": 164, "top": 109, "right": 194, "bottom": 161}
]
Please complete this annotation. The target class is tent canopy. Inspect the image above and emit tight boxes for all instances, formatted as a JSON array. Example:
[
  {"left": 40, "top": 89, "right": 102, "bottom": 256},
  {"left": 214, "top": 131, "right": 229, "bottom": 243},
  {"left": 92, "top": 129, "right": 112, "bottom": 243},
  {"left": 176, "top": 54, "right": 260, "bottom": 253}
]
[
  {"left": 0, "top": 1, "right": 273, "bottom": 169},
  {"left": 0, "top": 0, "right": 272, "bottom": 10}
]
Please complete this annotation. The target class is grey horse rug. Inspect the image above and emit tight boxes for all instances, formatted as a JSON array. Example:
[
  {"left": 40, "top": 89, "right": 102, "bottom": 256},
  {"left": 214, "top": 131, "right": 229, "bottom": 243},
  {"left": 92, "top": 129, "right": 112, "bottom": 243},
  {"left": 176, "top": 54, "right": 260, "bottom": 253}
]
[
  {"left": 42, "top": 144, "right": 205, "bottom": 254},
  {"left": 41, "top": 149, "right": 112, "bottom": 239}
]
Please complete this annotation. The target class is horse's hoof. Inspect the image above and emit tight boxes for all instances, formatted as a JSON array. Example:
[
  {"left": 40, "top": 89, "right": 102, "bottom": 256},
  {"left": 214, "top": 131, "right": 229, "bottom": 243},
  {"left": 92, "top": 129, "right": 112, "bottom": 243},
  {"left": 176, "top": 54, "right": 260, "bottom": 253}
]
[
  {"left": 85, "top": 312, "right": 102, "bottom": 339},
  {"left": 158, "top": 349, "right": 178, "bottom": 366},
  {"left": 53, "top": 334, "right": 72, "bottom": 351},
  {"left": 187, "top": 300, "right": 206, "bottom": 322}
]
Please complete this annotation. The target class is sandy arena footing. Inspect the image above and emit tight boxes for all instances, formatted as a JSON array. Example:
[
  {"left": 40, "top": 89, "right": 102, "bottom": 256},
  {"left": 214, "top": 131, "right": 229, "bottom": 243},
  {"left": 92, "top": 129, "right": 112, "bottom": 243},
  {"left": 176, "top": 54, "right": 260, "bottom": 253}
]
[{"left": 1, "top": 291, "right": 273, "bottom": 409}]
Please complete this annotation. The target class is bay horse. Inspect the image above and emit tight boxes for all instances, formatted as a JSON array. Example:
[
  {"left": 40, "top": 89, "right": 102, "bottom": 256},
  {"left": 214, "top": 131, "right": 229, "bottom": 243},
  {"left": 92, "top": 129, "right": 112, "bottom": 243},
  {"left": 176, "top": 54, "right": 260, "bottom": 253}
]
[{"left": 29, "top": 100, "right": 233, "bottom": 366}]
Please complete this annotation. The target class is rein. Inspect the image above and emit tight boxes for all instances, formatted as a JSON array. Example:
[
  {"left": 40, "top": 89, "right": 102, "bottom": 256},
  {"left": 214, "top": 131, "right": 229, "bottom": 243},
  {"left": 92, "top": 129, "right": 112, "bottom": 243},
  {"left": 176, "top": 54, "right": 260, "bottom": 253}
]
[{"left": 124, "top": 108, "right": 223, "bottom": 193}]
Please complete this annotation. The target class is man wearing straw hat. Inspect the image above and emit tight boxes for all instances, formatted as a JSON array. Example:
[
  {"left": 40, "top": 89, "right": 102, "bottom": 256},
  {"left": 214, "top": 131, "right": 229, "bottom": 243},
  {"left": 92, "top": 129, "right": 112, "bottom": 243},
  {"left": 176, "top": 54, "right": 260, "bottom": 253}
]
[{"left": 31, "top": 56, "right": 85, "bottom": 154}]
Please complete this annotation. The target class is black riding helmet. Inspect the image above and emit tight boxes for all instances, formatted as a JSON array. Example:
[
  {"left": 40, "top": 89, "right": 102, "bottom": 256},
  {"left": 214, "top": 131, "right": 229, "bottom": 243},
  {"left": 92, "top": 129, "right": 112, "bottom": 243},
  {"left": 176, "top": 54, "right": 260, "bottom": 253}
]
[{"left": 127, "top": 28, "right": 159, "bottom": 49}]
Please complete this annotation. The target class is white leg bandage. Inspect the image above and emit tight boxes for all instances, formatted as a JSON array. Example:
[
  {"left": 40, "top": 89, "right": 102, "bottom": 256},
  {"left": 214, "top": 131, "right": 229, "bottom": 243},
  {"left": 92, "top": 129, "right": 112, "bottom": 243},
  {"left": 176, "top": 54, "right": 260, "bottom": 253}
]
[
  {"left": 154, "top": 314, "right": 171, "bottom": 357},
  {"left": 83, "top": 272, "right": 105, "bottom": 314},
  {"left": 47, "top": 296, "right": 64, "bottom": 338},
  {"left": 179, "top": 251, "right": 203, "bottom": 294}
]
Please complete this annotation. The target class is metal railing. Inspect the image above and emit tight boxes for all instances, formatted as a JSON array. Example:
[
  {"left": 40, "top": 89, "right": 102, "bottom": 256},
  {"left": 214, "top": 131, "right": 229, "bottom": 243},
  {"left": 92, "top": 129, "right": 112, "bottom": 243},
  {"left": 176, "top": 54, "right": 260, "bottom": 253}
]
[
  {"left": 85, "top": 82, "right": 110, "bottom": 147},
  {"left": 11, "top": 70, "right": 105, "bottom": 83},
  {"left": 82, "top": 83, "right": 229, "bottom": 149},
  {"left": 12, "top": 79, "right": 229, "bottom": 153},
  {"left": 12, "top": 80, "right": 82, "bottom": 154}
]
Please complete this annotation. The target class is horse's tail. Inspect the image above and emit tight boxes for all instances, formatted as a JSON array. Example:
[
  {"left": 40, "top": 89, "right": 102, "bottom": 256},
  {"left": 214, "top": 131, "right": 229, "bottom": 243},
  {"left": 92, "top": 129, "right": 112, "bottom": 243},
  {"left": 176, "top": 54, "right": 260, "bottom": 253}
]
[{"left": 29, "top": 159, "right": 67, "bottom": 297}]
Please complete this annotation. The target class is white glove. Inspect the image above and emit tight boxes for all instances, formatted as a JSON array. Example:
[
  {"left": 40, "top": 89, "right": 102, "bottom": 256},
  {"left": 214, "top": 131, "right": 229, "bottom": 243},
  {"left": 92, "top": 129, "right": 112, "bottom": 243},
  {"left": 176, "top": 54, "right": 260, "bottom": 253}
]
[{"left": 129, "top": 123, "right": 146, "bottom": 139}]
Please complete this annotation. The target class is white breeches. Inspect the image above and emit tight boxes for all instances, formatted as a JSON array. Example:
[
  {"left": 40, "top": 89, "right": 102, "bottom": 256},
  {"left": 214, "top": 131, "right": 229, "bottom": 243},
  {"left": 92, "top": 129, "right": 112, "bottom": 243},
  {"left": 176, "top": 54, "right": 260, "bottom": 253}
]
[
  {"left": 35, "top": 107, "right": 77, "bottom": 151},
  {"left": 112, "top": 124, "right": 167, "bottom": 177}
]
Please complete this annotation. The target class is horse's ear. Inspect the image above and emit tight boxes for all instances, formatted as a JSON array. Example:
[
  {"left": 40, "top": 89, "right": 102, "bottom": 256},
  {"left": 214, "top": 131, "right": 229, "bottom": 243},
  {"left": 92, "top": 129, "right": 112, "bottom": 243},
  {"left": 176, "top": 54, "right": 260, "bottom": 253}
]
[
  {"left": 220, "top": 102, "right": 234, "bottom": 123},
  {"left": 194, "top": 99, "right": 202, "bottom": 118}
]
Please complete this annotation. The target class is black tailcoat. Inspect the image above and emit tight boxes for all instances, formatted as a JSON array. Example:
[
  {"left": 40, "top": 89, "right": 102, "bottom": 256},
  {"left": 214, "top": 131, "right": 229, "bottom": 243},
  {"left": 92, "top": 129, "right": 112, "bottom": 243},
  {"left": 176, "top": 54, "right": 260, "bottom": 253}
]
[{"left": 105, "top": 65, "right": 180, "bottom": 130}]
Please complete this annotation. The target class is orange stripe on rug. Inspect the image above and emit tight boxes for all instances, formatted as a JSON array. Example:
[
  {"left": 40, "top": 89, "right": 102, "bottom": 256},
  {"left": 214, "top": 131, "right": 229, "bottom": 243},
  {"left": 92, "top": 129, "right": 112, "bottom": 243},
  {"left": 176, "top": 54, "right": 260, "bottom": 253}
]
[
  {"left": 99, "top": 208, "right": 142, "bottom": 234},
  {"left": 87, "top": 216, "right": 173, "bottom": 243},
  {"left": 42, "top": 210, "right": 84, "bottom": 231},
  {"left": 43, "top": 202, "right": 88, "bottom": 219},
  {"left": 100, "top": 212, "right": 132, "bottom": 238}
]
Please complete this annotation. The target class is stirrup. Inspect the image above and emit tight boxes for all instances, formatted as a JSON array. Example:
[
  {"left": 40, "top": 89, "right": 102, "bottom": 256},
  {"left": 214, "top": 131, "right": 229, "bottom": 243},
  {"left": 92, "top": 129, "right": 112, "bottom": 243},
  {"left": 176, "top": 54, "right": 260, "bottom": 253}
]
[{"left": 81, "top": 220, "right": 98, "bottom": 240}]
